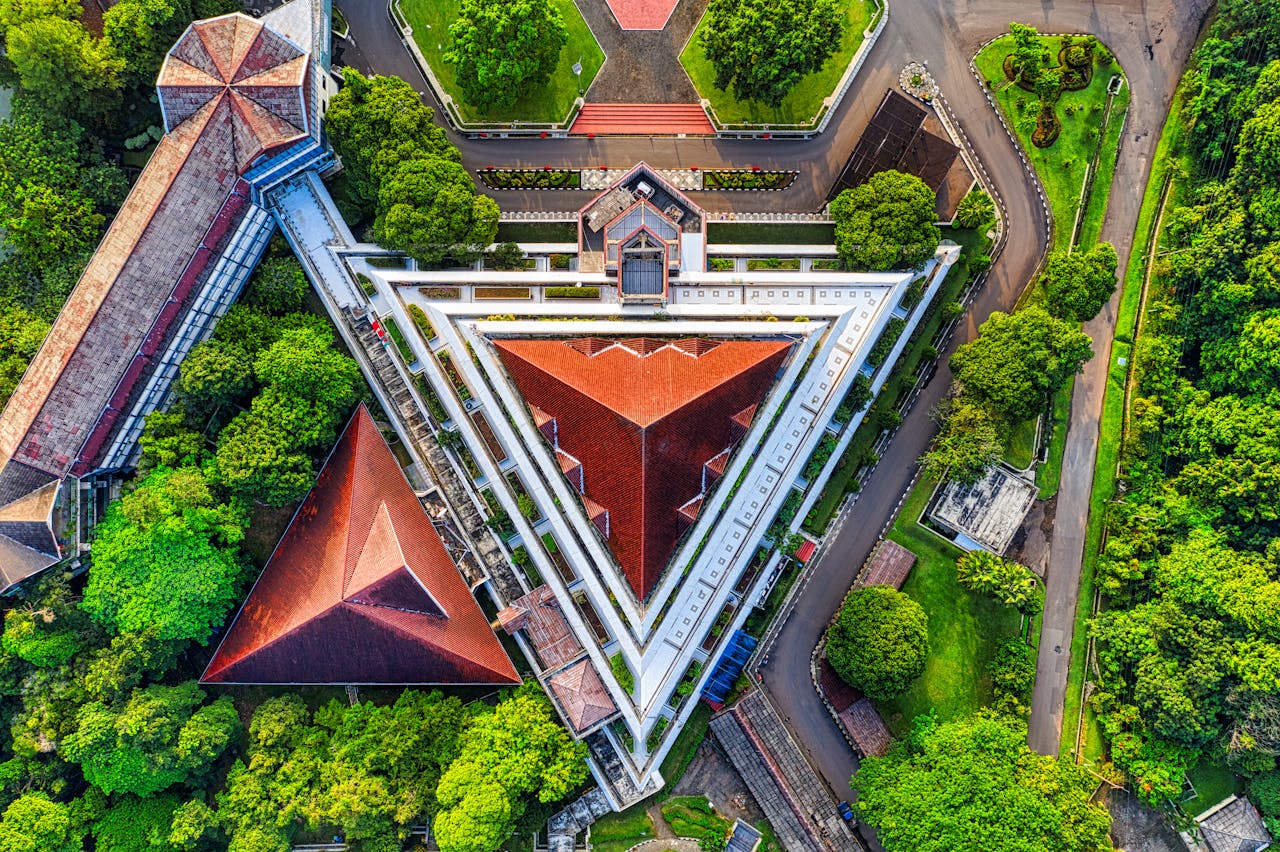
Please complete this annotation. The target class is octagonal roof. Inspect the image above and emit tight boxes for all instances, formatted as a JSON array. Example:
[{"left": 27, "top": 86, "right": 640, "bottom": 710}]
[{"left": 158, "top": 13, "right": 310, "bottom": 171}]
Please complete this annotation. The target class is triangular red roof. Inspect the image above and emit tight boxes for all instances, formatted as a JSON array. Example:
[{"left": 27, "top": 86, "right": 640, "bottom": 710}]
[
  {"left": 493, "top": 337, "right": 792, "bottom": 600},
  {"left": 201, "top": 405, "right": 519, "bottom": 685}
]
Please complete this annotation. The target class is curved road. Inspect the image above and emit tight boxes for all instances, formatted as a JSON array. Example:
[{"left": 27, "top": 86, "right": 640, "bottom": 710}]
[{"left": 336, "top": 0, "right": 1207, "bottom": 814}]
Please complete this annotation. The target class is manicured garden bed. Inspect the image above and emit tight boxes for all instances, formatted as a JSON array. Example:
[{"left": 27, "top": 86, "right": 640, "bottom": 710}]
[
  {"left": 399, "top": 0, "right": 603, "bottom": 125},
  {"left": 680, "top": 0, "right": 875, "bottom": 127},
  {"left": 545, "top": 285, "right": 599, "bottom": 299},
  {"left": 974, "top": 32, "right": 1127, "bottom": 248},
  {"left": 475, "top": 286, "right": 532, "bottom": 299},
  {"left": 477, "top": 168, "right": 582, "bottom": 190},
  {"left": 702, "top": 169, "right": 798, "bottom": 191}
]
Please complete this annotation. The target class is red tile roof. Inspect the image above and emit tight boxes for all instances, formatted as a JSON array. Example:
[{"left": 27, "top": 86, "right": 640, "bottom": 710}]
[
  {"left": 201, "top": 404, "right": 519, "bottom": 685},
  {"left": 547, "top": 659, "right": 618, "bottom": 733},
  {"left": 493, "top": 337, "right": 793, "bottom": 600}
]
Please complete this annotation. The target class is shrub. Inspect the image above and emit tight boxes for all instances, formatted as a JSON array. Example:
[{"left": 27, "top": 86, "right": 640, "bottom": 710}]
[
  {"left": 545, "top": 286, "right": 599, "bottom": 299},
  {"left": 408, "top": 304, "right": 435, "bottom": 340},
  {"left": 988, "top": 638, "right": 1037, "bottom": 700},
  {"left": 610, "top": 653, "right": 634, "bottom": 693},
  {"left": 866, "top": 318, "right": 907, "bottom": 368},
  {"left": 827, "top": 586, "right": 929, "bottom": 700}
]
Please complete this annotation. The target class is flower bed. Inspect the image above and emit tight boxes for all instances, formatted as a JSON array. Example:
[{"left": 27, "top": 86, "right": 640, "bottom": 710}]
[
  {"left": 476, "top": 168, "right": 582, "bottom": 190},
  {"left": 475, "top": 286, "right": 532, "bottom": 299},
  {"left": 545, "top": 286, "right": 599, "bottom": 299},
  {"left": 702, "top": 169, "right": 798, "bottom": 191},
  {"left": 417, "top": 286, "right": 460, "bottom": 299},
  {"left": 746, "top": 257, "right": 802, "bottom": 271},
  {"left": 407, "top": 304, "right": 435, "bottom": 341}
]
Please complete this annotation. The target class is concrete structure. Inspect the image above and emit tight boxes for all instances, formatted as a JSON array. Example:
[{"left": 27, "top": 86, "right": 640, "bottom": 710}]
[
  {"left": 928, "top": 463, "right": 1038, "bottom": 555},
  {"left": 0, "top": 0, "right": 334, "bottom": 591},
  {"left": 344, "top": 164, "right": 959, "bottom": 804}
]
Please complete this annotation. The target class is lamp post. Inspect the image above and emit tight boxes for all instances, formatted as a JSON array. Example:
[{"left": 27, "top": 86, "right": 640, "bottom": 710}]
[{"left": 572, "top": 56, "right": 583, "bottom": 95}]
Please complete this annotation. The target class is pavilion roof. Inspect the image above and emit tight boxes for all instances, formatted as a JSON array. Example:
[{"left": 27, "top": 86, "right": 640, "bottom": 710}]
[
  {"left": 202, "top": 405, "right": 520, "bottom": 685},
  {"left": 493, "top": 337, "right": 792, "bottom": 599}
]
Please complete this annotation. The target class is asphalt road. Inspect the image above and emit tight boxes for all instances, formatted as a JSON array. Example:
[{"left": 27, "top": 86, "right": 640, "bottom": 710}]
[{"left": 334, "top": 0, "right": 1207, "bottom": 811}]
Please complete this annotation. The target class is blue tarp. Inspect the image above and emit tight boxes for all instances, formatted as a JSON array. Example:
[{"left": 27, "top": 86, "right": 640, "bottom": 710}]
[{"left": 702, "top": 630, "right": 757, "bottom": 705}]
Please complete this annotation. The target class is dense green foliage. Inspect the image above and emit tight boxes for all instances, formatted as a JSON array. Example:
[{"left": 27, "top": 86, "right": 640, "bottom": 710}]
[
  {"left": 853, "top": 713, "right": 1114, "bottom": 851},
  {"left": 1040, "top": 243, "right": 1119, "bottom": 322},
  {"left": 950, "top": 305, "right": 1093, "bottom": 423},
  {"left": 988, "top": 638, "right": 1038, "bottom": 703},
  {"left": 81, "top": 467, "right": 246, "bottom": 643},
  {"left": 699, "top": 0, "right": 842, "bottom": 108},
  {"left": 922, "top": 397, "right": 1004, "bottom": 485},
  {"left": 830, "top": 170, "right": 941, "bottom": 271},
  {"left": 325, "top": 69, "right": 499, "bottom": 263},
  {"left": 956, "top": 550, "right": 1042, "bottom": 616},
  {"left": 445, "top": 0, "right": 567, "bottom": 110},
  {"left": 953, "top": 188, "right": 996, "bottom": 230},
  {"left": 63, "top": 682, "right": 237, "bottom": 796},
  {"left": 827, "top": 586, "right": 929, "bottom": 700},
  {"left": 1088, "top": 7, "right": 1280, "bottom": 815}
]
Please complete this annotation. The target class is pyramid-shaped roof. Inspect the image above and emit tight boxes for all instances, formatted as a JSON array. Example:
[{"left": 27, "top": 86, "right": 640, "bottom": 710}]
[
  {"left": 548, "top": 659, "right": 618, "bottom": 734},
  {"left": 158, "top": 13, "right": 309, "bottom": 172},
  {"left": 493, "top": 337, "right": 792, "bottom": 600},
  {"left": 201, "top": 405, "right": 519, "bottom": 685}
]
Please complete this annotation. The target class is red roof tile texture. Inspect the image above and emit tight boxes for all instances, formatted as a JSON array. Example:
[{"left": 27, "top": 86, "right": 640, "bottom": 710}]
[
  {"left": 201, "top": 405, "right": 519, "bottom": 685},
  {"left": 493, "top": 337, "right": 792, "bottom": 600},
  {"left": 0, "top": 13, "right": 309, "bottom": 486}
]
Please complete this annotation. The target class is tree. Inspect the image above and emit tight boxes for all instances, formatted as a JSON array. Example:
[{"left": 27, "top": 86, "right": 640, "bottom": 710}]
[
  {"left": 102, "top": 0, "right": 192, "bottom": 90},
  {"left": 953, "top": 188, "right": 995, "bottom": 230},
  {"left": 831, "top": 170, "right": 941, "bottom": 271},
  {"left": 179, "top": 339, "right": 254, "bottom": 410},
  {"left": 63, "top": 682, "right": 238, "bottom": 797},
  {"left": 138, "top": 408, "right": 205, "bottom": 471},
  {"left": 988, "top": 638, "right": 1037, "bottom": 701},
  {"left": 445, "top": 0, "right": 567, "bottom": 111},
  {"left": 5, "top": 16, "right": 123, "bottom": 119},
  {"left": 323, "top": 69, "right": 458, "bottom": 214},
  {"left": 1041, "top": 243, "right": 1119, "bottom": 322},
  {"left": 956, "top": 550, "right": 1042, "bottom": 615},
  {"left": 212, "top": 412, "right": 316, "bottom": 506},
  {"left": 1008, "top": 22, "right": 1044, "bottom": 87},
  {"left": 92, "top": 794, "right": 181, "bottom": 852},
  {"left": 242, "top": 255, "right": 309, "bottom": 314},
  {"left": 949, "top": 305, "right": 1093, "bottom": 422},
  {"left": 0, "top": 304, "right": 48, "bottom": 409},
  {"left": 372, "top": 157, "right": 500, "bottom": 264},
  {"left": 826, "top": 586, "right": 929, "bottom": 700},
  {"left": 81, "top": 467, "right": 245, "bottom": 644},
  {"left": 922, "top": 397, "right": 1004, "bottom": 484},
  {"left": 699, "top": 0, "right": 842, "bottom": 107},
  {"left": 433, "top": 684, "right": 588, "bottom": 852},
  {"left": 0, "top": 792, "right": 81, "bottom": 852},
  {"left": 853, "top": 713, "right": 1114, "bottom": 852}
]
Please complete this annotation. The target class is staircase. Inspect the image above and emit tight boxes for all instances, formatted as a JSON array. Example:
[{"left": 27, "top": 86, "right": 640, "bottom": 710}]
[{"left": 571, "top": 103, "right": 715, "bottom": 136}]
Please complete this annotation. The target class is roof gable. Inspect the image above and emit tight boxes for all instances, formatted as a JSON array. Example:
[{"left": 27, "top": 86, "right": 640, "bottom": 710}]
[{"left": 201, "top": 405, "right": 518, "bottom": 685}]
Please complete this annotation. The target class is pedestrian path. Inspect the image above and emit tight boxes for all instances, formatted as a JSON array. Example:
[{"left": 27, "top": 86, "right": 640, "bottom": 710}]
[{"left": 571, "top": 104, "right": 715, "bottom": 136}]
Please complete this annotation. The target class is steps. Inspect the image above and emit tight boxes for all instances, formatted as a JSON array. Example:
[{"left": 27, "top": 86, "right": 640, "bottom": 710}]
[{"left": 571, "top": 103, "right": 715, "bottom": 136}]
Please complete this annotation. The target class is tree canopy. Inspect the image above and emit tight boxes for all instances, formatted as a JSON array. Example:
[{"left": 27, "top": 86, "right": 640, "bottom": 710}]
[
  {"left": 1041, "top": 243, "right": 1119, "bottom": 322},
  {"left": 445, "top": 0, "right": 567, "bottom": 111},
  {"left": 949, "top": 305, "right": 1093, "bottom": 423},
  {"left": 699, "top": 0, "right": 842, "bottom": 107},
  {"left": 325, "top": 70, "right": 499, "bottom": 263},
  {"left": 853, "top": 713, "right": 1114, "bottom": 852},
  {"left": 922, "top": 396, "right": 1004, "bottom": 485},
  {"left": 63, "top": 682, "right": 238, "bottom": 796},
  {"left": 831, "top": 170, "right": 941, "bottom": 271},
  {"left": 826, "top": 586, "right": 929, "bottom": 700},
  {"left": 81, "top": 467, "right": 245, "bottom": 644},
  {"left": 954, "top": 188, "right": 996, "bottom": 230}
]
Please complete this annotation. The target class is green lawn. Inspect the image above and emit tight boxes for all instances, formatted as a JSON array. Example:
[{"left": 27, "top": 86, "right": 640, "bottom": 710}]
[
  {"left": 1059, "top": 89, "right": 1190, "bottom": 762},
  {"left": 679, "top": 0, "right": 875, "bottom": 128},
  {"left": 974, "top": 36, "right": 1127, "bottom": 249},
  {"left": 398, "top": 0, "right": 603, "bottom": 125},
  {"left": 1004, "top": 416, "right": 1038, "bottom": 471},
  {"left": 1187, "top": 762, "right": 1244, "bottom": 813},
  {"left": 875, "top": 475, "right": 1026, "bottom": 734},
  {"left": 588, "top": 803, "right": 655, "bottom": 852}
]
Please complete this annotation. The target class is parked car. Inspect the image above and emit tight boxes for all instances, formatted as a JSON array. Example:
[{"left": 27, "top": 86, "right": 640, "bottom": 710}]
[{"left": 838, "top": 801, "right": 855, "bottom": 822}]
